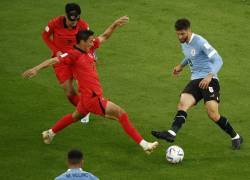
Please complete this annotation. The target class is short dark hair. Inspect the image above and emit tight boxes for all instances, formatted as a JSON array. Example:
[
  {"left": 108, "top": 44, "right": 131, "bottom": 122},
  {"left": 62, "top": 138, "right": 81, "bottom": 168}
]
[
  {"left": 76, "top": 30, "right": 94, "bottom": 43},
  {"left": 65, "top": 3, "right": 81, "bottom": 21},
  {"left": 175, "top": 18, "right": 191, "bottom": 30},
  {"left": 68, "top": 149, "right": 83, "bottom": 164}
]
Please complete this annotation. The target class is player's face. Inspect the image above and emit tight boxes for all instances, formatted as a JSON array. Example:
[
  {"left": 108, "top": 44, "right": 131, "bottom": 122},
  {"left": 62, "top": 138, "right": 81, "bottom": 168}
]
[
  {"left": 80, "top": 35, "right": 94, "bottom": 52},
  {"left": 176, "top": 29, "right": 190, "bottom": 43},
  {"left": 65, "top": 17, "right": 78, "bottom": 28}
]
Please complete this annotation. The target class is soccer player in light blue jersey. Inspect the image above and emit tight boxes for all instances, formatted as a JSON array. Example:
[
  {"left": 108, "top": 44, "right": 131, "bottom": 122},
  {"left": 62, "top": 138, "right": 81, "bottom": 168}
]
[
  {"left": 55, "top": 149, "right": 99, "bottom": 180},
  {"left": 152, "top": 18, "right": 243, "bottom": 150}
]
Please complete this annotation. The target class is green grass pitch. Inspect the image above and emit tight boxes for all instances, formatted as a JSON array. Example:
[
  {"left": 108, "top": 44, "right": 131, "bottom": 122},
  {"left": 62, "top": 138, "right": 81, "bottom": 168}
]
[{"left": 0, "top": 0, "right": 250, "bottom": 179}]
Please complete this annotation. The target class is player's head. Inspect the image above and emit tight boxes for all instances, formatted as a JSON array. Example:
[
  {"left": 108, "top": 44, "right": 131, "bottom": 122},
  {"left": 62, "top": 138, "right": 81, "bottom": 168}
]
[
  {"left": 65, "top": 3, "right": 81, "bottom": 27},
  {"left": 175, "top": 18, "right": 192, "bottom": 43},
  {"left": 76, "top": 30, "right": 95, "bottom": 52},
  {"left": 67, "top": 149, "right": 84, "bottom": 167}
]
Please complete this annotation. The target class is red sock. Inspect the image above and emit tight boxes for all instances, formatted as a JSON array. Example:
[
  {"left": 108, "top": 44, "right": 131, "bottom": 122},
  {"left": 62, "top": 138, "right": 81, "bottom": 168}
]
[
  {"left": 52, "top": 114, "right": 77, "bottom": 133},
  {"left": 68, "top": 95, "right": 80, "bottom": 107},
  {"left": 118, "top": 112, "right": 143, "bottom": 144}
]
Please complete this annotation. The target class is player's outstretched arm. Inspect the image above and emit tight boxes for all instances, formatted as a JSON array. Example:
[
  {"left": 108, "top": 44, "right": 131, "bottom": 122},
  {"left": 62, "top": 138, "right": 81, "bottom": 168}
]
[
  {"left": 98, "top": 16, "right": 129, "bottom": 43},
  {"left": 22, "top": 57, "right": 59, "bottom": 78}
]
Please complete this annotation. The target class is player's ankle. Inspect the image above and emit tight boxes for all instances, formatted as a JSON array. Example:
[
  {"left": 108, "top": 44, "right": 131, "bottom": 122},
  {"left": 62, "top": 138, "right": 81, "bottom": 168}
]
[
  {"left": 139, "top": 139, "right": 148, "bottom": 149},
  {"left": 49, "top": 129, "right": 56, "bottom": 137},
  {"left": 232, "top": 134, "right": 239, "bottom": 140},
  {"left": 168, "top": 130, "right": 176, "bottom": 136}
]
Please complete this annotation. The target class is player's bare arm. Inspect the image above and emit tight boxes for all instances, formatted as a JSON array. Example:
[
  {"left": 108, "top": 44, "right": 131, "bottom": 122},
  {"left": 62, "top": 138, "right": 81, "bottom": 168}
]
[
  {"left": 198, "top": 73, "right": 213, "bottom": 89},
  {"left": 22, "top": 57, "right": 59, "bottom": 78},
  {"left": 98, "top": 16, "right": 129, "bottom": 43},
  {"left": 172, "top": 64, "right": 185, "bottom": 76}
]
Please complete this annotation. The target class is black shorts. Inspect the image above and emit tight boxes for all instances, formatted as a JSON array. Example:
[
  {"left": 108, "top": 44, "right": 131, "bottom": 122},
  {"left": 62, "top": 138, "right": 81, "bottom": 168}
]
[{"left": 182, "top": 78, "right": 220, "bottom": 104}]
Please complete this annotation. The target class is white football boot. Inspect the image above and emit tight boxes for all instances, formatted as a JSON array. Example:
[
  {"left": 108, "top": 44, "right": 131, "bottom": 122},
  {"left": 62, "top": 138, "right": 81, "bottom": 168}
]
[
  {"left": 80, "top": 113, "right": 90, "bottom": 124},
  {"left": 42, "top": 129, "right": 55, "bottom": 144},
  {"left": 143, "top": 141, "right": 159, "bottom": 155}
]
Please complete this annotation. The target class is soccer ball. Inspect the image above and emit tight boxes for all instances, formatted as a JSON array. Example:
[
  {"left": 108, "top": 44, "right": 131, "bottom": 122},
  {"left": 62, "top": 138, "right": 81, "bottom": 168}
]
[{"left": 166, "top": 145, "right": 184, "bottom": 164}]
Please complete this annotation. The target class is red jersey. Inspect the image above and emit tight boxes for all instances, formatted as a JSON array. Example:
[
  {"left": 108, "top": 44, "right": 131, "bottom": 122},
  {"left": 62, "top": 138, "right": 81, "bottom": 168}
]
[
  {"left": 42, "top": 16, "right": 89, "bottom": 56},
  {"left": 58, "top": 38, "right": 102, "bottom": 96}
]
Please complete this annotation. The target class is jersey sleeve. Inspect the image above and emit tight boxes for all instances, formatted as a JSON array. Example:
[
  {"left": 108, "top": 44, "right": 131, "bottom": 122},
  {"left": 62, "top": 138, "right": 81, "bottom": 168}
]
[
  {"left": 200, "top": 39, "right": 217, "bottom": 59},
  {"left": 58, "top": 53, "right": 75, "bottom": 65},
  {"left": 41, "top": 18, "right": 59, "bottom": 53},
  {"left": 200, "top": 38, "right": 223, "bottom": 75},
  {"left": 181, "top": 57, "right": 189, "bottom": 66}
]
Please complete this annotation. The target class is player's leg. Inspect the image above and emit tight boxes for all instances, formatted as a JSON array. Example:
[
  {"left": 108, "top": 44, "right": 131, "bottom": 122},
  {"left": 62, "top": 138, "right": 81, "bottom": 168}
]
[
  {"left": 54, "top": 64, "right": 90, "bottom": 123},
  {"left": 205, "top": 100, "right": 243, "bottom": 150},
  {"left": 54, "top": 64, "right": 80, "bottom": 106},
  {"left": 61, "top": 79, "right": 90, "bottom": 124},
  {"left": 60, "top": 79, "right": 79, "bottom": 106},
  {"left": 152, "top": 93, "right": 196, "bottom": 142},
  {"left": 105, "top": 101, "right": 159, "bottom": 154},
  {"left": 42, "top": 100, "right": 88, "bottom": 144}
]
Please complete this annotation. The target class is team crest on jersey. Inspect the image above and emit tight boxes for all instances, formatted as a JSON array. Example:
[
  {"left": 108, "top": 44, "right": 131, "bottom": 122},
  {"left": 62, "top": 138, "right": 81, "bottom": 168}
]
[{"left": 191, "top": 48, "right": 196, "bottom": 56}]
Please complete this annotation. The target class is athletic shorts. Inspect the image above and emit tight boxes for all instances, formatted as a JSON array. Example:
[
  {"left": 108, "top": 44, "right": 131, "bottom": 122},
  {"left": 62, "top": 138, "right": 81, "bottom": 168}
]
[
  {"left": 77, "top": 93, "right": 108, "bottom": 116},
  {"left": 182, "top": 78, "right": 220, "bottom": 104},
  {"left": 53, "top": 63, "right": 73, "bottom": 84}
]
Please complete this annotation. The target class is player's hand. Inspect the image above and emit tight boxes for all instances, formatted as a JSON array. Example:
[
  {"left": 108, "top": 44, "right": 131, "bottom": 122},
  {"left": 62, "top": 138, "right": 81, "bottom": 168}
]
[
  {"left": 56, "top": 51, "right": 62, "bottom": 58},
  {"left": 199, "top": 74, "right": 213, "bottom": 89},
  {"left": 22, "top": 68, "right": 38, "bottom": 78},
  {"left": 114, "top": 16, "right": 129, "bottom": 27},
  {"left": 172, "top": 65, "right": 183, "bottom": 76}
]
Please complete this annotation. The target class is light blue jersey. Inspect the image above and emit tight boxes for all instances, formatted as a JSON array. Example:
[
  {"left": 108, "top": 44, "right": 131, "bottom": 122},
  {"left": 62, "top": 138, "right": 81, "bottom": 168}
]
[
  {"left": 180, "top": 33, "right": 223, "bottom": 80},
  {"left": 55, "top": 168, "right": 99, "bottom": 180}
]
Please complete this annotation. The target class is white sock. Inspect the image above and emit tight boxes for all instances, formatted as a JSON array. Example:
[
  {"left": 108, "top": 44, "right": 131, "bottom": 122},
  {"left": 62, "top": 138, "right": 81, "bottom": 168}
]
[
  {"left": 168, "top": 130, "right": 176, "bottom": 136},
  {"left": 139, "top": 139, "right": 148, "bottom": 149},
  {"left": 49, "top": 129, "right": 56, "bottom": 137},
  {"left": 232, "top": 134, "right": 239, "bottom": 140}
]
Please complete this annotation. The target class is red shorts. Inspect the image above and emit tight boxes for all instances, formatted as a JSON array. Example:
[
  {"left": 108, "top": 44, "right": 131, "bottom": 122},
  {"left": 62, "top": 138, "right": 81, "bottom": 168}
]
[
  {"left": 53, "top": 63, "right": 73, "bottom": 84},
  {"left": 77, "top": 94, "right": 108, "bottom": 116}
]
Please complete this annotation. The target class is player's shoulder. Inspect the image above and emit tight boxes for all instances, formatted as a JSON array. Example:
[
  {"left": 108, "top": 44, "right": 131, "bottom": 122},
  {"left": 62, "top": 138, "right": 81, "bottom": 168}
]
[
  {"left": 82, "top": 171, "right": 99, "bottom": 180},
  {"left": 193, "top": 34, "right": 208, "bottom": 44},
  {"left": 48, "top": 16, "right": 64, "bottom": 27},
  {"left": 55, "top": 171, "right": 67, "bottom": 180},
  {"left": 192, "top": 33, "right": 209, "bottom": 48},
  {"left": 78, "top": 19, "right": 89, "bottom": 29}
]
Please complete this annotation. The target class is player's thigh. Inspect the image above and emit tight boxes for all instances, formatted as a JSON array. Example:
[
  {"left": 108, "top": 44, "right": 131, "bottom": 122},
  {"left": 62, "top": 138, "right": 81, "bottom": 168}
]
[
  {"left": 205, "top": 100, "right": 220, "bottom": 121},
  {"left": 60, "top": 79, "right": 76, "bottom": 96},
  {"left": 178, "top": 93, "right": 196, "bottom": 111},
  {"left": 72, "top": 109, "right": 84, "bottom": 120},
  {"left": 105, "top": 101, "right": 125, "bottom": 120}
]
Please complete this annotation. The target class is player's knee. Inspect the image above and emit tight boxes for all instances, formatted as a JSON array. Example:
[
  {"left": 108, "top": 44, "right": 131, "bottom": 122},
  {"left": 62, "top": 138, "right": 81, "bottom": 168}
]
[
  {"left": 72, "top": 111, "right": 83, "bottom": 121},
  {"left": 63, "top": 87, "right": 76, "bottom": 97},
  {"left": 178, "top": 102, "right": 188, "bottom": 111},
  {"left": 117, "top": 108, "right": 125, "bottom": 117},
  {"left": 207, "top": 111, "right": 220, "bottom": 121}
]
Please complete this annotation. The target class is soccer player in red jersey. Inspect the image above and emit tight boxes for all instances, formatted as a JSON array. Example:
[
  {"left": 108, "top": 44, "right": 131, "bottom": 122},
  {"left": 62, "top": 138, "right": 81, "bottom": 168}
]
[
  {"left": 23, "top": 16, "right": 159, "bottom": 154},
  {"left": 42, "top": 3, "right": 90, "bottom": 122}
]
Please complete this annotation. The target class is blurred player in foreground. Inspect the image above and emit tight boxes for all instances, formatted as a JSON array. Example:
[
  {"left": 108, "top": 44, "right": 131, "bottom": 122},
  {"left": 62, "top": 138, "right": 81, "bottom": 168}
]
[{"left": 55, "top": 149, "right": 99, "bottom": 180}]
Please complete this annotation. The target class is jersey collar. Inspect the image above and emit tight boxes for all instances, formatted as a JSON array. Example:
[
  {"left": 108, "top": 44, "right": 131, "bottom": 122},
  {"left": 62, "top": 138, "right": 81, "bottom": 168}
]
[
  {"left": 73, "top": 45, "right": 86, "bottom": 54},
  {"left": 67, "top": 168, "right": 83, "bottom": 172},
  {"left": 187, "top": 33, "right": 195, "bottom": 44}
]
